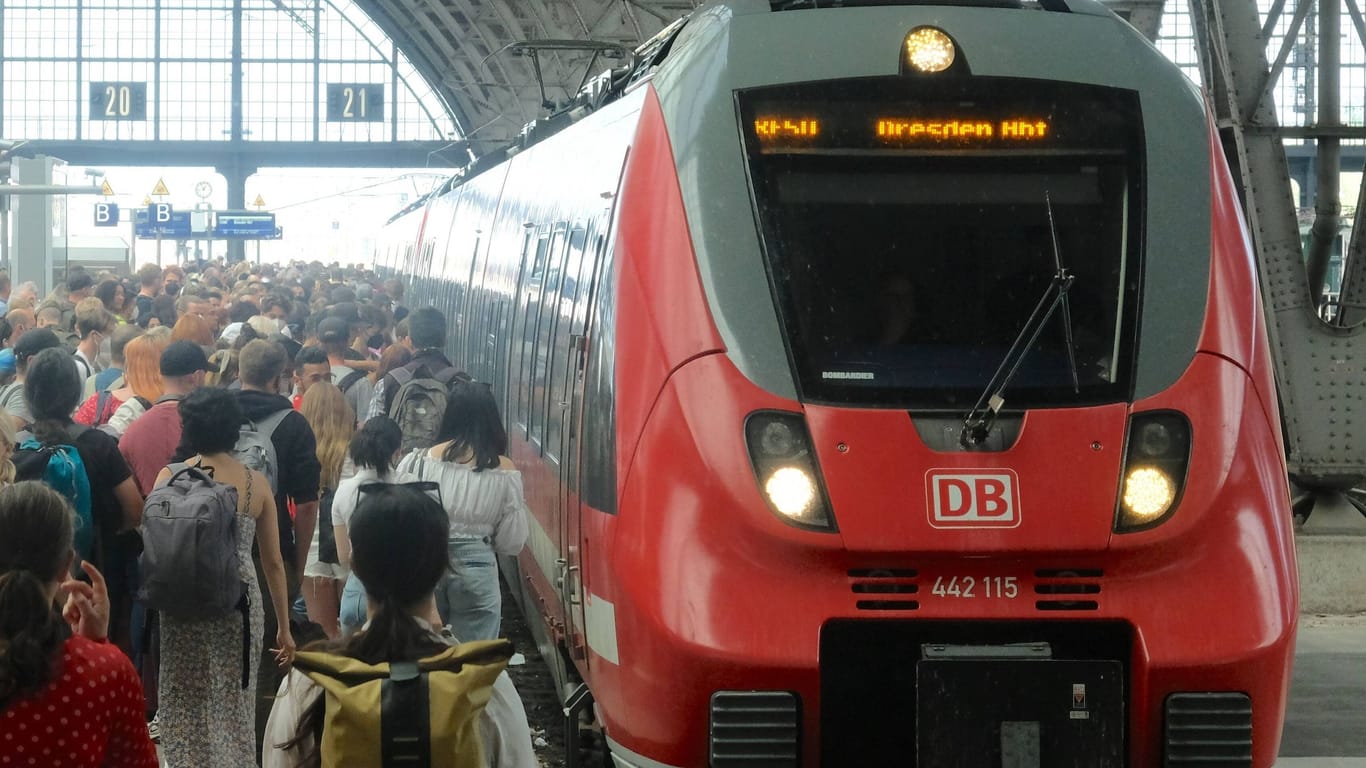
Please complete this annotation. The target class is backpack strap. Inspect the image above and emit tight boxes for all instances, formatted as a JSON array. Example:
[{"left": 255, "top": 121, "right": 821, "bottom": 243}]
[
  {"left": 64, "top": 423, "right": 91, "bottom": 443},
  {"left": 337, "top": 369, "right": 367, "bottom": 394},
  {"left": 388, "top": 364, "right": 416, "bottom": 387},
  {"left": 94, "top": 389, "right": 114, "bottom": 425},
  {"left": 132, "top": 396, "right": 153, "bottom": 411},
  {"left": 256, "top": 407, "right": 292, "bottom": 438}
]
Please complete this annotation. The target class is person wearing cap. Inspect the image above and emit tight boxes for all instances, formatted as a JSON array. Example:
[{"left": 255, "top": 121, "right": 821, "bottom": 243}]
[
  {"left": 38, "top": 271, "right": 96, "bottom": 333},
  {"left": 316, "top": 317, "right": 373, "bottom": 424},
  {"left": 0, "top": 328, "right": 63, "bottom": 432},
  {"left": 118, "top": 340, "right": 213, "bottom": 496}
]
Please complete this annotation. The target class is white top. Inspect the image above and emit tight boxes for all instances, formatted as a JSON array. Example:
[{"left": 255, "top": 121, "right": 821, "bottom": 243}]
[
  {"left": 305, "top": 456, "right": 355, "bottom": 580},
  {"left": 99, "top": 396, "right": 149, "bottom": 439},
  {"left": 395, "top": 450, "right": 529, "bottom": 555},
  {"left": 260, "top": 621, "right": 537, "bottom": 768},
  {"left": 331, "top": 362, "right": 375, "bottom": 426},
  {"left": 330, "top": 465, "right": 385, "bottom": 533}
]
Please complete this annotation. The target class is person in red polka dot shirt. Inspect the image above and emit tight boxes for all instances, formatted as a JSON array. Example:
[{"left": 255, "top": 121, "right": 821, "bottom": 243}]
[{"left": 0, "top": 481, "right": 158, "bottom": 768}]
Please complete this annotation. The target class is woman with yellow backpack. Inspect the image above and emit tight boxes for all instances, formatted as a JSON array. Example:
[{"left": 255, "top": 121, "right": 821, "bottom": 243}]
[{"left": 262, "top": 482, "right": 536, "bottom": 767}]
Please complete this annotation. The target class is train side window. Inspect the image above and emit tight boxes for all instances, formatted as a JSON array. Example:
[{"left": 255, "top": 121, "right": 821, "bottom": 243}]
[
  {"left": 514, "top": 231, "right": 549, "bottom": 436},
  {"left": 530, "top": 227, "right": 569, "bottom": 451},
  {"left": 546, "top": 226, "right": 590, "bottom": 464},
  {"left": 456, "top": 234, "right": 480, "bottom": 367},
  {"left": 580, "top": 231, "right": 617, "bottom": 514}
]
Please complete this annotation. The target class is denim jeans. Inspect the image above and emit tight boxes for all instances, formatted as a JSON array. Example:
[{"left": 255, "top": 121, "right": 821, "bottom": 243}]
[
  {"left": 438, "top": 538, "right": 501, "bottom": 642},
  {"left": 339, "top": 537, "right": 501, "bottom": 641},
  {"left": 339, "top": 571, "right": 368, "bottom": 637}
]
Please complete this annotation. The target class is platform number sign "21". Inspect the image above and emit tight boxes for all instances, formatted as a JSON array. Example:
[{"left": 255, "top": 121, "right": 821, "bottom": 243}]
[{"left": 326, "top": 84, "right": 384, "bottom": 122}]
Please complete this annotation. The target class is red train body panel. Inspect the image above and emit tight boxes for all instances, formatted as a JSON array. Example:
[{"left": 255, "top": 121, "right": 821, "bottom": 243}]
[{"left": 376, "top": 2, "right": 1298, "bottom": 765}]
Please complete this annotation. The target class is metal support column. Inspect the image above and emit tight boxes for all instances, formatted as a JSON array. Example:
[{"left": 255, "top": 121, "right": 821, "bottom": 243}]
[
  {"left": 228, "top": 0, "right": 246, "bottom": 264},
  {"left": 217, "top": 158, "right": 255, "bottom": 265},
  {"left": 1305, "top": 0, "right": 1340, "bottom": 307},
  {"left": 1190, "top": 0, "right": 1366, "bottom": 518}
]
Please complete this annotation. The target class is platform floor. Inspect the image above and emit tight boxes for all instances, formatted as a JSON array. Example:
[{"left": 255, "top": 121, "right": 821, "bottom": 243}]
[{"left": 1278, "top": 614, "right": 1366, "bottom": 767}]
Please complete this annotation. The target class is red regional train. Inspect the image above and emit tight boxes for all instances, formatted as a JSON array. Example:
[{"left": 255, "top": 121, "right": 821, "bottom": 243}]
[{"left": 374, "top": 0, "right": 1299, "bottom": 764}]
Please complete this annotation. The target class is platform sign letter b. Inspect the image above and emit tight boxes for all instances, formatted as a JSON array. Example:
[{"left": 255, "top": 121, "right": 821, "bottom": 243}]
[
  {"left": 152, "top": 203, "right": 172, "bottom": 223},
  {"left": 93, "top": 203, "right": 119, "bottom": 227}
]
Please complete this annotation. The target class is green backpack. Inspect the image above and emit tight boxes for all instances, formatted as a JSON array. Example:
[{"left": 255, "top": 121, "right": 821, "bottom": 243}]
[{"left": 292, "top": 639, "right": 513, "bottom": 767}]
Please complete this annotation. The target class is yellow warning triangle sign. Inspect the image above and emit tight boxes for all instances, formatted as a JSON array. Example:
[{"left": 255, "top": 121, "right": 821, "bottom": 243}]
[
  {"left": 101, "top": 180, "right": 115, "bottom": 197},
  {"left": 151, "top": 178, "right": 170, "bottom": 196},
  {"left": 142, "top": 196, "right": 152, "bottom": 206},
  {"left": 253, "top": 194, "right": 266, "bottom": 208}
]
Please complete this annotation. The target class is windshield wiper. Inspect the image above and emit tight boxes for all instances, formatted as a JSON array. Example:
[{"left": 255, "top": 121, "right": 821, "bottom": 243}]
[{"left": 960, "top": 192, "right": 1081, "bottom": 449}]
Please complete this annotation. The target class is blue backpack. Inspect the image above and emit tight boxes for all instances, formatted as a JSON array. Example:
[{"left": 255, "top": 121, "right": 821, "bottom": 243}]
[{"left": 14, "top": 425, "right": 96, "bottom": 562}]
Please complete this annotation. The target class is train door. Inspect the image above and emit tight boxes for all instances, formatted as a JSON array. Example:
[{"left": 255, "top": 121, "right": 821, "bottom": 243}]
[{"left": 548, "top": 224, "right": 597, "bottom": 662}]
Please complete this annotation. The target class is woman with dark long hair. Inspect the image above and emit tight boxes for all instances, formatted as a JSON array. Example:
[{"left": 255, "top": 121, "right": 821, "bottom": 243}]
[
  {"left": 23, "top": 348, "right": 144, "bottom": 651},
  {"left": 154, "top": 387, "right": 295, "bottom": 766},
  {"left": 0, "top": 481, "right": 158, "bottom": 766},
  {"left": 395, "top": 380, "right": 528, "bottom": 641},
  {"left": 262, "top": 483, "right": 535, "bottom": 767}
]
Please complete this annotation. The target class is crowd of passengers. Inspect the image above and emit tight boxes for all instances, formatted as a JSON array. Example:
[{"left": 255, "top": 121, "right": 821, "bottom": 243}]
[{"left": 0, "top": 260, "right": 536, "bottom": 767}]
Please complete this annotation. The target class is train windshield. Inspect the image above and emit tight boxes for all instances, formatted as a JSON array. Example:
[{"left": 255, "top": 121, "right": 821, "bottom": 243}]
[{"left": 739, "top": 77, "right": 1144, "bottom": 408}]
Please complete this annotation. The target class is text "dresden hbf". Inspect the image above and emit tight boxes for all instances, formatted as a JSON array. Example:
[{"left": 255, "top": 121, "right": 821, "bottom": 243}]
[{"left": 876, "top": 118, "right": 1050, "bottom": 140}]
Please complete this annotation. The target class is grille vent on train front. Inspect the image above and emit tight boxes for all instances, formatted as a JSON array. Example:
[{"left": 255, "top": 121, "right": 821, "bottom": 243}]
[
  {"left": 709, "top": 691, "right": 800, "bottom": 767},
  {"left": 849, "top": 569, "right": 919, "bottom": 611},
  {"left": 1034, "top": 568, "right": 1102, "bottom": 611},
  {"left": 1163, "top": 692, "right": 1253, "bottom": 767}
]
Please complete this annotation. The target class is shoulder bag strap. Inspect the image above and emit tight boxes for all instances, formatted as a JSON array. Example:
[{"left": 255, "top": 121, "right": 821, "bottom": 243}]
[
  {"left": 389, "top": 365, "right": 415, "bottom": 386},
  {"left": 258, "top": 407, "right": 292, "bottom": 438}
]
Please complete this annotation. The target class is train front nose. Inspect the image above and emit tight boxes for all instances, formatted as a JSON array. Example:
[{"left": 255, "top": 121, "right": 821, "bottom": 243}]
[{"left": 804, "top": 405, "right": 1131, "bottom": 556}]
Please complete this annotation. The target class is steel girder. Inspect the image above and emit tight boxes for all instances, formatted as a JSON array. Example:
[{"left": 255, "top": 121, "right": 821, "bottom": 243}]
[
  {"left": 1187, "top": 0, "right": 1366, "bottom": 505},
  {"left": 357, "top": 0, "right": 697, "bottom": 152}
]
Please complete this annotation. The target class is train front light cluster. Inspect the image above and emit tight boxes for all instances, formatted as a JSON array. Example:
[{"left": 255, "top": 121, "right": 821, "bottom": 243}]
[
  {"left": 1115, "top": 412, "right": 1192, "bottom": 532},
  {"left": 745, "top": 412, "right": 836, "bottom": 531}
]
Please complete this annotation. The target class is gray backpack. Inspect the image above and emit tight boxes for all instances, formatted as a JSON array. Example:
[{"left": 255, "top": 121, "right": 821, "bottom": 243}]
[
  {"left": 139, "top": 463, "right": 245, "bottom": 619},
  {"left": 388, "top": 365, "right": 462, "bottom": 453},
  {"left": 233, "top": 408, "right": 291, "bottom": 495}
]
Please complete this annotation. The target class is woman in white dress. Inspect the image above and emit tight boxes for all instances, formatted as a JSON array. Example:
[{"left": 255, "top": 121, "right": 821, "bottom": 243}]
[{"left": 395, "top": 381, "right": 529, "bottom": 641}]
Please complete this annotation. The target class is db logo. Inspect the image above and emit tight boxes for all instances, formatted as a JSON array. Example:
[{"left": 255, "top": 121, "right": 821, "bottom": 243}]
[{"left": 925, "top": 470, "right": 1021, "bottom": 528}]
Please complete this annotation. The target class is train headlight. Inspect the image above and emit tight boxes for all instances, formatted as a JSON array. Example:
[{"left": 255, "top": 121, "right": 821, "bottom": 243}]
[
  {"left": 745, "top": 411, "right": 837, "bottom": 531},
  {"left": 1115, "top": 412, "right": 1191, "bottom": 532},
  {"left": 1122, "top": 467, "right": 1174, "bottom": 521},
  {"left": 904, "top": 27, "right": 956, "bottom": 73},
  {"left": 765, "top": 467, "right": 817, "bottom": 519}
]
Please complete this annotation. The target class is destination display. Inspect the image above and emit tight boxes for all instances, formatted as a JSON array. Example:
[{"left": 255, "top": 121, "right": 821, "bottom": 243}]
[
  {"left": 213, "top": 211, "right": 278, "bottom": 239},
  {"left": 741, "top": 78, "right": 1138, "bottom": 153},
  {"left": 134, "top": 208, "right": 191, "bottom": 239}
]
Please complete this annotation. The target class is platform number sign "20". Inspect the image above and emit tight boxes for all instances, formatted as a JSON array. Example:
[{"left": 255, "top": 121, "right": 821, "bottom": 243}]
[{"left": 89, "top": 82, "right": 147, "bottom": 121}]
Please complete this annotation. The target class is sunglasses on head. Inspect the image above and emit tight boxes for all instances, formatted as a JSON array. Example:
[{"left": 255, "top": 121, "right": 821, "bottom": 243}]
[{"left": 358, "top": 480, "right": 443, "bottom": 507}]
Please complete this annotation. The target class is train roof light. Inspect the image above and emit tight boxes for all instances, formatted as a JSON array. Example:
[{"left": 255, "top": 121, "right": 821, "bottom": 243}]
[{"left": 904, "top": 27, "right": 955, "bottom": 74}]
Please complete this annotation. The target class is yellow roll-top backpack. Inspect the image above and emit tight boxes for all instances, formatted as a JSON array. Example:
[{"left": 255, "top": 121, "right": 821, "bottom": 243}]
[{"left": 292, "top": 638, "right": 514, "bottom": 767}]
